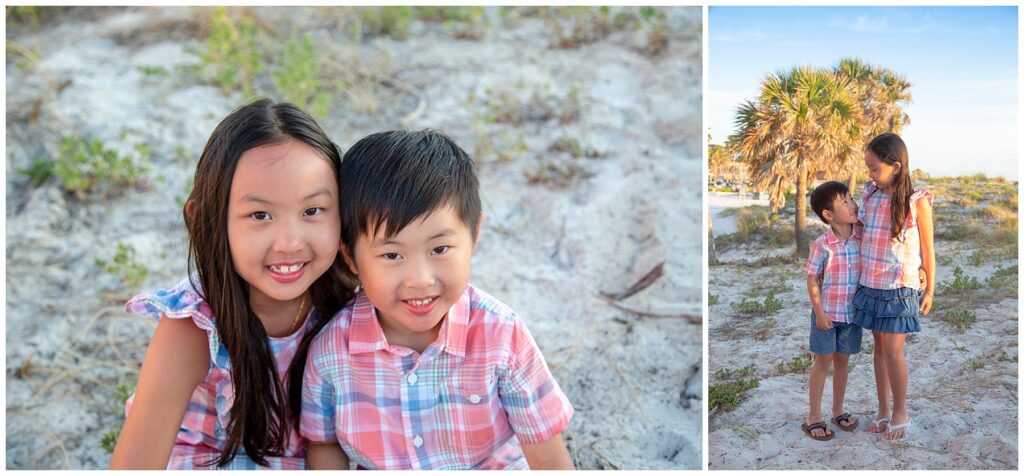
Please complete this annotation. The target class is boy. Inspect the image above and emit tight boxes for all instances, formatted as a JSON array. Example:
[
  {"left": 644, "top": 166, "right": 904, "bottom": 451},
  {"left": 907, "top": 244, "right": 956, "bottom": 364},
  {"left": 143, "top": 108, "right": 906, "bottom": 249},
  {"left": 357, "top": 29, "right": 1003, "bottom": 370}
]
[
  {"left": 300, "top": 130, "right": 575, "bottom": 469},
  {"left": 803, "top": 181, "right": 862, "bottom": 440}
]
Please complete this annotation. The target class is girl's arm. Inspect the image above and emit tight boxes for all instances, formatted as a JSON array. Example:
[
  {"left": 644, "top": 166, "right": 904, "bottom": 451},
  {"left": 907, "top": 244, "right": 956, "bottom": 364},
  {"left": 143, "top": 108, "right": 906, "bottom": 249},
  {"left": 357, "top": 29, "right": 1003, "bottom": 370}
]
[
  {"left": 307, "top": 442, "right": 350, "bottom": 469},
  {"left": 916, "top": 198, "right": 935, "bottom": 315},
  {"left": 522, "top": 434, "right": 574, "bottom": 469},
  {"left": 109, "top": 316, "right": 209, "bottom": 469}
]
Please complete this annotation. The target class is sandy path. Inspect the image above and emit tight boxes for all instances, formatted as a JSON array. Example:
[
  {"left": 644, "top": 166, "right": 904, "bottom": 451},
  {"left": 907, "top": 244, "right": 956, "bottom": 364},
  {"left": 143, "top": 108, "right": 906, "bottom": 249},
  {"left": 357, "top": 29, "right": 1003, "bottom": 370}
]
[{"left": 5, "top": 7, "right": 703, "bottom": 469}]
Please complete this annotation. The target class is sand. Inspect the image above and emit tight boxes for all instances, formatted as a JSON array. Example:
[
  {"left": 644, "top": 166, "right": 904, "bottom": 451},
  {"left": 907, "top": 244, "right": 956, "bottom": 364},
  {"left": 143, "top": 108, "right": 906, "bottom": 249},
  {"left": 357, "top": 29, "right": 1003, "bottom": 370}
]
[
  {"left": 708, "top": 186, "right": 1018, "bottom": 470},
  {"left": 5, "top": 6, "right": 703, "bottom": 469}
]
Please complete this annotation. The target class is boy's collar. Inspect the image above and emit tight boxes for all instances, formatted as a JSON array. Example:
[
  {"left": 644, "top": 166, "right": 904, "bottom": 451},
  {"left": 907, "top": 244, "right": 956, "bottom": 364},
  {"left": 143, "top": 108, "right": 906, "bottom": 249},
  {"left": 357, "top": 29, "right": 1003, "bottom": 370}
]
[
  {"left": 348, "top": 289, "right": 470, "bottom": 357},
  {"left": 826, "top": 224, "right": 854, "bottom": 243}
]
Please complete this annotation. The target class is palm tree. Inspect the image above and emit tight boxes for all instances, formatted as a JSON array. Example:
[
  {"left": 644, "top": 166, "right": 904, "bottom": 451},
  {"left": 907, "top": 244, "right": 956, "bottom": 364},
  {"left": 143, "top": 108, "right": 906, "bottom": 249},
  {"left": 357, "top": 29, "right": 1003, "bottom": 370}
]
[
  {"left": 732, "top": 66, "right": 862, "bottom": 255},
  {"left": 834, "top": 58, "right": 913, "bottom": 193}
]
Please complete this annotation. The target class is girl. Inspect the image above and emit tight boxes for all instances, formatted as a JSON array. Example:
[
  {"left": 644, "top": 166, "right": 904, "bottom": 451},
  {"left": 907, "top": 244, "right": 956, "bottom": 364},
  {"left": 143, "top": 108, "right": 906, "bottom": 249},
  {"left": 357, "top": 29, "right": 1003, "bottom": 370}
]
[
  {"left": 853, "top": 132, "right": 935, "bottom": 441},
  {"left": 109, "top": 99, "right": 354, "bottom": 469}
]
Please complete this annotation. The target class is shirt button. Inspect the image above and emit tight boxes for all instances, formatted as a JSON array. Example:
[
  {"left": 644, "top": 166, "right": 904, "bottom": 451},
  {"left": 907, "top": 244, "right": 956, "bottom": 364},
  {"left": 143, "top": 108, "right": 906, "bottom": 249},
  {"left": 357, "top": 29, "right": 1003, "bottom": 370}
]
[
  {"left": 469, "top": 394, "right": 481, "bottom": 404},
  {"left": 413, "top": 435, "right": 423, "bottom": 448},
  {"left": 408, "top": 373, "right": 418, "bottom": 385}
]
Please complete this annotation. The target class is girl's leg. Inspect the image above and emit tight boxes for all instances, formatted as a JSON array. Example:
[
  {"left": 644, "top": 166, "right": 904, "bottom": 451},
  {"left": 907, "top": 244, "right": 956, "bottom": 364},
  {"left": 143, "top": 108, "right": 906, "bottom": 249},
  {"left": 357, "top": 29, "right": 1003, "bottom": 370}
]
[
  {"left": 881, "top": 332, "right": 910, "bottom": 440},
  {"left": 806, "top": 353, "right": 834, "bottom": 437},
  {"left": 868, "top": 331, "right": 891, "bottom": 433},
  {"left": 831, "top": 353, "right": 850, "bottom": 420}
]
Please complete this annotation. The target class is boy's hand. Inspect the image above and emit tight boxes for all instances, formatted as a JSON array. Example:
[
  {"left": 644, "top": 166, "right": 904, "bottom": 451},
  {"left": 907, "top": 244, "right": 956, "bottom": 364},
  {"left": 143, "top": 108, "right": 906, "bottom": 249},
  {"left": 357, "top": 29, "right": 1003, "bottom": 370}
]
[{"left": 815, "top": 312, "right": 832, "bottom": 331}]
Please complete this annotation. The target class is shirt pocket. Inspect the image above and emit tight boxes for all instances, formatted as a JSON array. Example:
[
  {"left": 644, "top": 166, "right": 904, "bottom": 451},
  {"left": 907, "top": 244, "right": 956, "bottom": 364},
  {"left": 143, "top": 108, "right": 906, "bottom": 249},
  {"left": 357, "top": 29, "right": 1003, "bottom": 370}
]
[{"left": 435, "top": 376, "right": 497, "bottom": 466}]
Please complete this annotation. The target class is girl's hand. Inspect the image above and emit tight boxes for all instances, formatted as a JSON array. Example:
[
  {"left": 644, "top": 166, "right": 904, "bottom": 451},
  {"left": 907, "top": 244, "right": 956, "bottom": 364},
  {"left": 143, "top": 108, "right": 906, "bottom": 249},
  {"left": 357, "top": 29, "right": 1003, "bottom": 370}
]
[{"left": 919, "top": 292, "right": 933, "bottom": 316}]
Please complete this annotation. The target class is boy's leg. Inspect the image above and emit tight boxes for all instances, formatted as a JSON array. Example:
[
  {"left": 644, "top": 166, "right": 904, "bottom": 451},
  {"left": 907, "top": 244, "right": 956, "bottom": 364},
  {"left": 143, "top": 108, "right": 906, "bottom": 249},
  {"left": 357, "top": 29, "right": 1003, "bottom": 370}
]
[
  {"left": 806, "top": 353, "right": 834, "bottom": 437},
  {"left": 880, "top": 332, "right": 910, "bottom": 440},
  {"left": 868, "top": 331, "right": 891, "bottom": 433},
  {"left": 831, "top": 353, "right": 852, "bottom": 426}
]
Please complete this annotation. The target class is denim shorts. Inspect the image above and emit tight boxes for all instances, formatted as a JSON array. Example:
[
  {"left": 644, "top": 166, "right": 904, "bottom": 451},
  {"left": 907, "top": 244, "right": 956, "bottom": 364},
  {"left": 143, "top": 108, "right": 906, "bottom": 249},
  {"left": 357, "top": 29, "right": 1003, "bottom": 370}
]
[{"left": 809, "top": 311, "right": 863, "bottom": 355}]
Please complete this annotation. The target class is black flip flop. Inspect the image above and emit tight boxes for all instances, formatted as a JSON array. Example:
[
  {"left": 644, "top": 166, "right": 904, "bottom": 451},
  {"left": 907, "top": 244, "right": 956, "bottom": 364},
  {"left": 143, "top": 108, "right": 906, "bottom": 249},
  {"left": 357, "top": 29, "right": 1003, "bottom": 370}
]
[
  {"left": 832, "top": 412, "right": 859, "bottom": 432},
  {"left": 801, "top": 421, "right": 834, "bottom": 441}
]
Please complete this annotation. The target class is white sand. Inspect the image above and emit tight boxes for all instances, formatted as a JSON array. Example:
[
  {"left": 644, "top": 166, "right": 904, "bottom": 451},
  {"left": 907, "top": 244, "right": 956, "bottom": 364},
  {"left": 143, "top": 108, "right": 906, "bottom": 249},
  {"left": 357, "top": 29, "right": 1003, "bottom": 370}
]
[{"left": 5, "top": 7, "right": 702, "bottom": 469}]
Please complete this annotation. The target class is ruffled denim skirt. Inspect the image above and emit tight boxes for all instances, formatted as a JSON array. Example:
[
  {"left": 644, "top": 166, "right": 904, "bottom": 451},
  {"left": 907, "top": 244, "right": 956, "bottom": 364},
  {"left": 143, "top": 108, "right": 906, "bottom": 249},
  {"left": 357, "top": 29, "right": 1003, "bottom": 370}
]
[{"left": 852, "top": 286, "right": 922, "bottom": 334}]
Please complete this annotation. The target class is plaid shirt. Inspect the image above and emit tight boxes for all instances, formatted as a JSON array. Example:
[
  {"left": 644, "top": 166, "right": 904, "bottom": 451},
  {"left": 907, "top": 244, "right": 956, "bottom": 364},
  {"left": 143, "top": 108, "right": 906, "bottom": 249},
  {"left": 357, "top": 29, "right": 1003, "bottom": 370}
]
[
  {"left": 124, "top": 279, "right": 311, "bottom": 470},
  {"left": 806, "top": 227, "right": 860, "bottom": 323},
  {"left": 300, "top": 284, "right": 574, "bottom": 470},
  {"left": 858, "top": 182, "right": 933, "bottom": 290}
]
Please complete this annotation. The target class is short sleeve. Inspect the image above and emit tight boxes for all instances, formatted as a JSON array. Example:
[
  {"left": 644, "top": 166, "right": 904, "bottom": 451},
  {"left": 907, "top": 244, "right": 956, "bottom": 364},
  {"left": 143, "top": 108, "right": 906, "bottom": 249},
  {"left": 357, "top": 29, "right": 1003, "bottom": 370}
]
[
  {"left": 907, "top": 189, "right": 934, "bottom": 227},
  {"left": 497, "top": 317, "right": 574, "bottom": 445},
  {"left": 806, "top": 238, "right": 827, "bottom": 277},
  {"left": 125, "top": 277, "right": 215, "bottom": 332},
  {"left": 299, "top": 340, "right": 338, "bottom": 443}
]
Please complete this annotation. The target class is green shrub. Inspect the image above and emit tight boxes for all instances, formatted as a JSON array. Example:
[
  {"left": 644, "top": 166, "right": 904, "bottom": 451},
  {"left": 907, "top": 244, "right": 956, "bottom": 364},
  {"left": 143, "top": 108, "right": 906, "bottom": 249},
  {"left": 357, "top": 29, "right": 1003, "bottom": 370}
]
[
  {"left": 713, "top": 365, "right": 755, "bottom": 381},
  {"left": 708, "top": 294, "right": 719, "bottom": 306},
  {"left": 709, "top": 378, "right": 759, "bottom": 413},
  {"left": 197, "top": 7, "right": 262, "bottom": 97},
  {"left": 941, "top": 309, "right": 976, "bottom": 334},
  {"left": 776, "top": 353, "right": 813, "bottom": 374},
  {"left": 731, "top": 293, "right": 782, "bottom": 316},
  {"left": 95, "top": 243, "right": 148, "bottom": 290},
  {"left": 939, "top": 266, "right": 981, "bottom": 295},
  {"left": 985, "top": 264, "right": 1018, "bottom": 288},
  {"left": 18, "top": 158, "right": 54, "bottom": 186},
  {"left": 54, "top": 136, "right": 151, "bottom": 199},
  {"left": 358, "top": 6, "right": 414, "bottom": 40},
  {"left": 416, "top": 6, "right": 488, "bottom": 39},
  {"left": 273, "top": 34, "right": 332, "bottom": 118}
]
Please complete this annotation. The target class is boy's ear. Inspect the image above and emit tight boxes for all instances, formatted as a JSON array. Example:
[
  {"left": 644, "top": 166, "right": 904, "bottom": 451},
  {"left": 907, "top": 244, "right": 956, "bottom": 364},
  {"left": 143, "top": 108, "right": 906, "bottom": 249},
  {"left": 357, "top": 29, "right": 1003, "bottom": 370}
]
[
  {"left": 340, "top": 243, "right": 358, "bottom": 275},
  {"left": 822, "top": 209, "right": 834, "bottom": 224},
  {"left": 472, "top": 213, "right": 484, "bottom": 252}
]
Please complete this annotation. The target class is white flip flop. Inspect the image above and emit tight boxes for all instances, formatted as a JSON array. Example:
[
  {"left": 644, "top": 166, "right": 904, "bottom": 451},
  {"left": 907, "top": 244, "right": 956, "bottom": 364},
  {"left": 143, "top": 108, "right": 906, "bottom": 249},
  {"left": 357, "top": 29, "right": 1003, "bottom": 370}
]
[
  {"left": 867, "top": 417, "right": 889, "bottom": 434},
  {"left": 885, "top": 418, "right": 912, "bottom": 440}
]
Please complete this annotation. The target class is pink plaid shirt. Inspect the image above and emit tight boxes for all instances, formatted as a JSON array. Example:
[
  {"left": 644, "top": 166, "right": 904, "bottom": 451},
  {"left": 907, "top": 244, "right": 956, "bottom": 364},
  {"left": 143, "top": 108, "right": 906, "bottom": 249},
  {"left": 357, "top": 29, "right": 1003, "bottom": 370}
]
[
  {"left": 806, "top": 226, "right": 860, "bottom": 323},
  {"left": 300, "top": 284, "right": 574, "bottom": 470},
  {"left": 124, "top": 279, "right": 311, "bottom": 470},
  {"left": 858, "top": 182, "right": 933, "bottom": 290}
]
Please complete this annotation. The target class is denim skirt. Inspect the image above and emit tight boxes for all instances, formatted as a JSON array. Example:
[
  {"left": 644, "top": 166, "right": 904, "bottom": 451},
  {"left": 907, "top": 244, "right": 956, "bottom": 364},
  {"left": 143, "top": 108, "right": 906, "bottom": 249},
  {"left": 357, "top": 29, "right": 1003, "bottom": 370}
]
[{"left": 851, "top": 285, "right": 922, "bottom": 333}]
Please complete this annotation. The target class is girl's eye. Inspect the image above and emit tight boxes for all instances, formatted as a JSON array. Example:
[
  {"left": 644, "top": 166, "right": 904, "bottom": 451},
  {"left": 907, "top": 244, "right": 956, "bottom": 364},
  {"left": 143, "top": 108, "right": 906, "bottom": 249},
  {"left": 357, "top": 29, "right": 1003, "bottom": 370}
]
[
  {"left": 304, "top": 207, "right": 324, "bottom": 217},
  {"left": 251, "top": 211, "right": 271, "bottom": 221},
  {"left": 431, "top": 246, "right": 450, "bottom": 255},
  {"left": 383, "top": 252, "right": 401, "bottom": 260}
]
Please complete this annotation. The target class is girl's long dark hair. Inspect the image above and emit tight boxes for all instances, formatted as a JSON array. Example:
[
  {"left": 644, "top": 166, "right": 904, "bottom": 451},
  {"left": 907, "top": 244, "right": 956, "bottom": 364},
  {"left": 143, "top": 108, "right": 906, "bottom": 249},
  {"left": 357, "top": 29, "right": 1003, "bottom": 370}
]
[
  {"left": 867, "top": 132, "right": 914, "bottom": 239},
  {"left": 184, "top": 99, "right": 354, "bottom": 467}
]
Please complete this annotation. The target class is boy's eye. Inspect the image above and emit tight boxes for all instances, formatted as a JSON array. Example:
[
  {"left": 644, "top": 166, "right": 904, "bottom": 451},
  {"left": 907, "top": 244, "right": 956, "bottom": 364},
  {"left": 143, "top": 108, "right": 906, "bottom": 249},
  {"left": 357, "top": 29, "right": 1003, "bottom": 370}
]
[
  {"left": 383, "top": 252, "right": 401, "bottom": 260},
  {"left": 250, "top": 211, "right": 271, "bottom": 221},
  {"left": 431, "top": 246, "right": 449, "bottom": 255},
  {"left": 304, "top": 207, "right": 324, "bottom": 217}
]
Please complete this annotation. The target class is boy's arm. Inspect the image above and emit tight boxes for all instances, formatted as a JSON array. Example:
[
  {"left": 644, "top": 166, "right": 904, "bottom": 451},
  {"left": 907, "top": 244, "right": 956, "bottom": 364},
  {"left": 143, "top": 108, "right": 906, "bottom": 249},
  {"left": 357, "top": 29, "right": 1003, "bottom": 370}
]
[
  {"left": 110, "top": 316, "right": 208, "bottom": 469},
  {"left": 307, "top": 442, "right": 349, "bottom": 470},
  {"left": 806, "top": 275, "right": 831, "bottom": 331},
  {"left": 522, "top": 434, "right": 574, "bottom": 470}
]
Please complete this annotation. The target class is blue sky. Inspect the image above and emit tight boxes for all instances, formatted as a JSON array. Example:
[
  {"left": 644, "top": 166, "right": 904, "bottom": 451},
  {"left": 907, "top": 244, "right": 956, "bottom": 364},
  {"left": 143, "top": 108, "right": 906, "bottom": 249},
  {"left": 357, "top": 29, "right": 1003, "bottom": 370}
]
[{"left": 709, "top": 6, "right": 1018, "bottom": 179}]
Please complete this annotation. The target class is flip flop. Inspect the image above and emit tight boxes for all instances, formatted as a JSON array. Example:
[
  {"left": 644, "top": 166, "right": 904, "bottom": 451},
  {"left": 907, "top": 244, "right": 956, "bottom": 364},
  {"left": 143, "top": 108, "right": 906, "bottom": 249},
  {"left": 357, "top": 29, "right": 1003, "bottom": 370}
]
[
  {"left": 885, "top": 417, "right": 912, "bottom": 440},
  {"left": 801, "top": 421, "right": 834, "bottom": 441},
  {"left": 866, "top": 417, "right": 889, "bottom": 434},
  {"left": 831, "top": 412, "right": 859, "bottom": 432}
]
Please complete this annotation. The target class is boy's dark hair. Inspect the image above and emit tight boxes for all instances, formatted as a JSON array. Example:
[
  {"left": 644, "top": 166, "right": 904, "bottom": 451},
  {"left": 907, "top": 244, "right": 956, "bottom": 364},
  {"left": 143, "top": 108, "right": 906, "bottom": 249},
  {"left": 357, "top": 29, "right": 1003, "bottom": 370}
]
[
  {"left": 810, "top": 181, "right": 849, "bottom": 223},
  {"left": 185, "top": 98, "right": 353, "bottom": 467},
  {"left": 339, "top": 129, "right": 481, "bottom": 254}
]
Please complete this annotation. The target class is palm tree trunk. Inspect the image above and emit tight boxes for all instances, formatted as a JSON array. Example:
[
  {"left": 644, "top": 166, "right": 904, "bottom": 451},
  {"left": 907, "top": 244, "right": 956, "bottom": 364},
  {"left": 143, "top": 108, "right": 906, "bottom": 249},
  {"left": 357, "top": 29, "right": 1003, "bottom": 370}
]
[
  {"left": 848, "top": 174, "right": 858, "bottom": 198},
  {"left": 795, "top": 155, "right": 809, "bottom": 255},
  {"left": 708, "top": 211, "right": 717, "bottom": 265}
]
